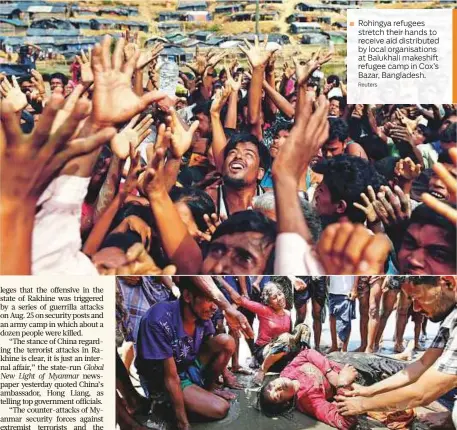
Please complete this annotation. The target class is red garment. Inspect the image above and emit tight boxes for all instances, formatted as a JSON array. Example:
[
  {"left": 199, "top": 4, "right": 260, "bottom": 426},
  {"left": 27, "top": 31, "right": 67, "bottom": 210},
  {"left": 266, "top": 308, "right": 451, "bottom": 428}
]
[
  {"left": 280, "top": 349, "right": 356, "bottom": 430},
  {"left": 240, "top": 297, "right": 291, "bottom": 347}
]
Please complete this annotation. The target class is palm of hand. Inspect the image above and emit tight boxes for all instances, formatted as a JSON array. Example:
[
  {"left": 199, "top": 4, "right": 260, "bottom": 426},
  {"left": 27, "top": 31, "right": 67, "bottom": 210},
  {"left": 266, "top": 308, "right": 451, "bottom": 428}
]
[
  {"left": 7, "top": 87, "right": 28, "bottom": 112},
  {"left": 171, "top": 127, "right": 191, "bottom": 158},
  {"left": 80, "top": 63, "right": 94, "bottom": 84},
  {"left": 111, "top": 129, "right": 138, "bottom": 160},
  {"left": 93, "top": 72, "right": 142, "bottom": 124},
  {"left": 247, "top": 49, "right": 271, "bottom": 68}
]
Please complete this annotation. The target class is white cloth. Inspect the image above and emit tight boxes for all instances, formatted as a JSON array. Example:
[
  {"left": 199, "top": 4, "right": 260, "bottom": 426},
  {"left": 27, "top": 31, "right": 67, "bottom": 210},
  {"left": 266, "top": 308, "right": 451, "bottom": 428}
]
[
  {"left": 274, "top": 232, "right": 324, "bottom": 275},
  {"left": 327, "top": 87, "right": 343, "bottom": 98},
  {"left": 328, "top": 276, "right": 356, "bottom": 295},
  {"left": 33, "top": 175, "right": 98, "bottom": 275}
]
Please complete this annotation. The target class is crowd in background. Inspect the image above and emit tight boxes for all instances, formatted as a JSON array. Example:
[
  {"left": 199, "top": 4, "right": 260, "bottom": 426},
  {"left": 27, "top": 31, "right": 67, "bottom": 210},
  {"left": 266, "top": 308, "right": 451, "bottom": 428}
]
[{"left": 0, "top": 35, "right": 456, "bottom": 276}]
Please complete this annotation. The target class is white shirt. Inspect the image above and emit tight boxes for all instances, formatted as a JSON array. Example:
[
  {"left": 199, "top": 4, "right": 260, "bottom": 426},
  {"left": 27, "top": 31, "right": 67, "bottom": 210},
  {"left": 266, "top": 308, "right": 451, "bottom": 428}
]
[
  {"left": 274, "top": 232, "right": 324, "bottom": 275},
  {"left": 328, "top": 276, "right": 356, "bottom": 295},
  {"left": 33, "top": 175, "right": 98, "bottom": 275}
]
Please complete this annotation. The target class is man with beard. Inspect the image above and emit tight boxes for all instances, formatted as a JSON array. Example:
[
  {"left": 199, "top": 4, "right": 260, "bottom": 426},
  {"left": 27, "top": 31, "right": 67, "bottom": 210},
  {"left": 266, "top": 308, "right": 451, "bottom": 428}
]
[
  {"left": 136, "top": 277, "right": 237, "bottom": 430},
  {"left": 205, "top": 132, "right": 271, "bottom": 218},
  {"left": 336, "top": 276, "right": 457, "bottom": 429}
]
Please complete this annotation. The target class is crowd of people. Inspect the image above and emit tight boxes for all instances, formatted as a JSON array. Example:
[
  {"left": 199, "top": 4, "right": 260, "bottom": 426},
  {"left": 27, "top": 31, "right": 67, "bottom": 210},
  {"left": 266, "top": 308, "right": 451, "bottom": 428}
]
[
  {"left": 0, "top": 35, "right": 455, "bottom": 276},
  {"left": 116, "top": 275, "right": 457, "bottom": 430}
]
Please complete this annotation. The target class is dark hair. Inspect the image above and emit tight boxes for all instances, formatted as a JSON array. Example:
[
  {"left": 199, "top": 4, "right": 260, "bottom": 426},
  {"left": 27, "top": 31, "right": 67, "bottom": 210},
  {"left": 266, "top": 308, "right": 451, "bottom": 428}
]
[
  {"left": 313, "top": 155, "right": 387, "bottom": 223},
  {"left": 223, "top": 132, "right": 272, "bottom": 172},
  {"left": 258, "top": 380, "right": 295, "bottom": 418},
  {"left": 329, "top": 96, "right": 345, "bottom": 111},
  {"left": 100, "top": 231, "right": 142, "bottom": 252},
  {"left": 327, "top": 74, "right": 340, "bottom": 86},
  {"left": 360, "top": 135, "right": 390, "bottom": 161},
  {"left": 169, "top": 187, "right": 216, "bottom": 232},
  {"left": 178, "top": 277, "right": 205, "bottom": 297},
  {"left": 273, "top": 122, "right": 294, "bottom": 138},
  {"left": 407, "top": 203, "right": 456, "bottom": 244},
  {"left": 212, "top": 210, "right": 276, "bottom": 245},
  {"left": 438, "top": 150, "right": 454, "bottom": 165},
  {"left": 328, "top": 117, "right": 349, "bottom": 142},
  {"left": 440, "top": 122, "right": 457, "bottom": 144},
  {"left": 50, "top": 72, "right": 68, "bottom": 86},
  {"left": 192, "top": 101, "right": 212, "bottom": 117},
  {"left": 374, "top": 156, "right": 401, "bottom": 181},
  {"left": 110, "top": 203, "right": 154, "bottom": 233},
  {"left": 397, "top": 276, "right": 440, "bottom": 287}
]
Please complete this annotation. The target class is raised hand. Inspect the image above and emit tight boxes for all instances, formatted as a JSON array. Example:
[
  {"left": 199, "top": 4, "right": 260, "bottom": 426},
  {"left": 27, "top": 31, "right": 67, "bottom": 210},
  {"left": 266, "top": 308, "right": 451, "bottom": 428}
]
[
  {"left": 225, "top": 67, "right": 242, "bottom": 93},
  {"left": 196, "top": 213, "right": 224, "bottom": 242},
  {"left": 141, "top": 124, "right": 169, "bottom": 198},
  {"left": 394, "top": 157, "right": 422, "bottom": 181},
  {"left": 316, "top": 222, "right": 391, "bottom": 274},
  {"left": 205, "top": 49, "right": 227, "bottom": 70},
  {"left": 136, "top": 42, "right": 164, "bottom": 70},
  {"left": 120, "top": 143, "right": 144, "bottom": 200},
  {"left": 31, "top": 69, "right": 46, "bottom": 97},
  {"left": 353, "top": 186, "right": 379, "bottom": 224},
  {"left": 293, "top": 48, "right": 333, "bottom": 86},
  {"left": 0, "top": 76, "right": 27, "bottom": 112},
  {"left": 185, "top": 46, "right": 206, "bottom": 76},
  {"left": 210, "top": 85, "right": 232, "bottom": 115},
  {"left": 283, "top": 61, "right": 295, "bottom": 79},
  {"left": 422, "top": 147, "right": 457, "bottom": 223},
  {"left": 273, "top": 94, "right": 330, "bottom": 181},
  {"left": 239, "top": 35, "right": 276, "bottom": 69},
  {"left": 111, "top": 114, "right": 153, "bottom": 160},
  {"left": 0, "top": 93, "right": 116, "bottom": 205},
  {"left": 375, "top": 185, "right": 412, "bottom": 225},
  {"left": 168, "top": 107, "right": 199, "bottom": 159},
  {"left": 76, "top": 48, "right": 94, "bottom": 85},
  {"left": 91, "top": 35, "right": 167, "bottom": 126}
]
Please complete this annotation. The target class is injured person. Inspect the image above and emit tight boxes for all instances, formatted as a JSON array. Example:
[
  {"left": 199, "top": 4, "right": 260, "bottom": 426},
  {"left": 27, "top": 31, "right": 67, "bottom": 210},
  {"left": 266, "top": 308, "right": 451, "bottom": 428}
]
[{"left": 258, "top": 348, "right": 454, "bottom": 429}]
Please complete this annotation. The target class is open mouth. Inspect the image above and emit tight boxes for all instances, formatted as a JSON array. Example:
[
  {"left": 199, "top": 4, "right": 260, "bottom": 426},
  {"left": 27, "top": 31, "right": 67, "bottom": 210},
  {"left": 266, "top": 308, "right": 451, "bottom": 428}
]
[
  {"left": 429, "top": 190, "right": 445, "bottom": 199},
  {"left": 229, "top": 161, "right": 246, "bottom": 172}
]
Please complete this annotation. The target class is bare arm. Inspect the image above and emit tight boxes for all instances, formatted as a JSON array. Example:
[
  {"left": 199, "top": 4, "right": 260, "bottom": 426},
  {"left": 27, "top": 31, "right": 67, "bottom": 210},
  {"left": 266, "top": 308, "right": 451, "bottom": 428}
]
[
  {"left": 224, "top": 90, "right": 238, "bottom": 129},
  {"left": 359, "top": 348, "right": 443, "bottom": 396},
  {"left": 164, "top": 358, "right": 190, "bottom": 430},
  {"left": 93, "top": 154, "right": 124, "bottom": 222},
  {"left": 262, "top": 80, "right": 295, "bottom": 119},
  {"left": 343, "top": 366, "right": 457, "bottom": 414}
]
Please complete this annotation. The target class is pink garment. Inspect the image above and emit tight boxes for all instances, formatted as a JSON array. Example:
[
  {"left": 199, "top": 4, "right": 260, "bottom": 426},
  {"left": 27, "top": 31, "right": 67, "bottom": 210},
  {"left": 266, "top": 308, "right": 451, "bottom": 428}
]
[
  {"left": 281, "top": 349, "right": 356, "bottom": 430},
  {"left": 285, "top": 78, "right": 295, "bottom": 97},
  {"left": 240, "top": 297, "right": 291, "bottom": 346}
]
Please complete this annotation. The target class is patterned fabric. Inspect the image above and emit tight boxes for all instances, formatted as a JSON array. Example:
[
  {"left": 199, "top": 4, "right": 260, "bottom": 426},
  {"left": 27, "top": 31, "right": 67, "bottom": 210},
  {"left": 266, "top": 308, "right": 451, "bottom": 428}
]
[
  {"left": 280, "top": 349, "right": 356, "bottom": 430},
  {"left": 135, "top": 299, "right": 215, "bottom": 386},
  {"left": 262, "top": 112, "right": 293, "bottom": 149},
  {"left": 118, "top": 277, "right": 172, "bottom": 342},
  {"left": 432, "top": 307, "right": 457, "bottom": 375}
]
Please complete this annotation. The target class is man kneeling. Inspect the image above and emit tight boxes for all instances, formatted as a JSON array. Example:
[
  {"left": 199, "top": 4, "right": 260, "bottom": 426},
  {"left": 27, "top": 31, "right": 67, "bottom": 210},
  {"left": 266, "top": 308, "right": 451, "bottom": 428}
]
[{"left": 136, "top": 278, "right": 236, "bottom": 430}]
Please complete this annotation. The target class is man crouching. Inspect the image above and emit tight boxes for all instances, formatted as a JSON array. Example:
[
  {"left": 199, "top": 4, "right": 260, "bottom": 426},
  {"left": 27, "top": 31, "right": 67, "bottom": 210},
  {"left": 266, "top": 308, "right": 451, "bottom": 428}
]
[{"left": 136, "top": 277, "right": 236, "bottom": 430}]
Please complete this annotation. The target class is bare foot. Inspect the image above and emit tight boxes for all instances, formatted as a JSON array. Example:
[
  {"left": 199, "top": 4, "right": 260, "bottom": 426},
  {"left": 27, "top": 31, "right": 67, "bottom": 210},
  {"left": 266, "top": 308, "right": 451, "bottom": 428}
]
[
  {"left": 351, "top": 345, "right": 367, "bottom": 352},
  {"left": 393, "top": 343, "right": 405, "bottom": 353},
  {"left": 326, "top": 346, "right": 339, "bottom": 354},
  {"left": 212, "top": 388, "right": 237, "bottom": 400},
  {"left": 414, "top": 343, "right": 426, "bottom": 351},
  {"left": 364, "top": 347, "right": 374, "bottom": 353},
  {"left": 223, "top": 371, "right": 243, "bottom": 390}
]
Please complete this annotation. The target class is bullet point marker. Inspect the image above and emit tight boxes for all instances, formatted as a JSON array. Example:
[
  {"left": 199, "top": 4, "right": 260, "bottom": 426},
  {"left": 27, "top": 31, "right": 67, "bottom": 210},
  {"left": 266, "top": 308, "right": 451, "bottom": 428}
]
[{"left": 350, "top": 22, "right": 355, "bottom": 26}]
